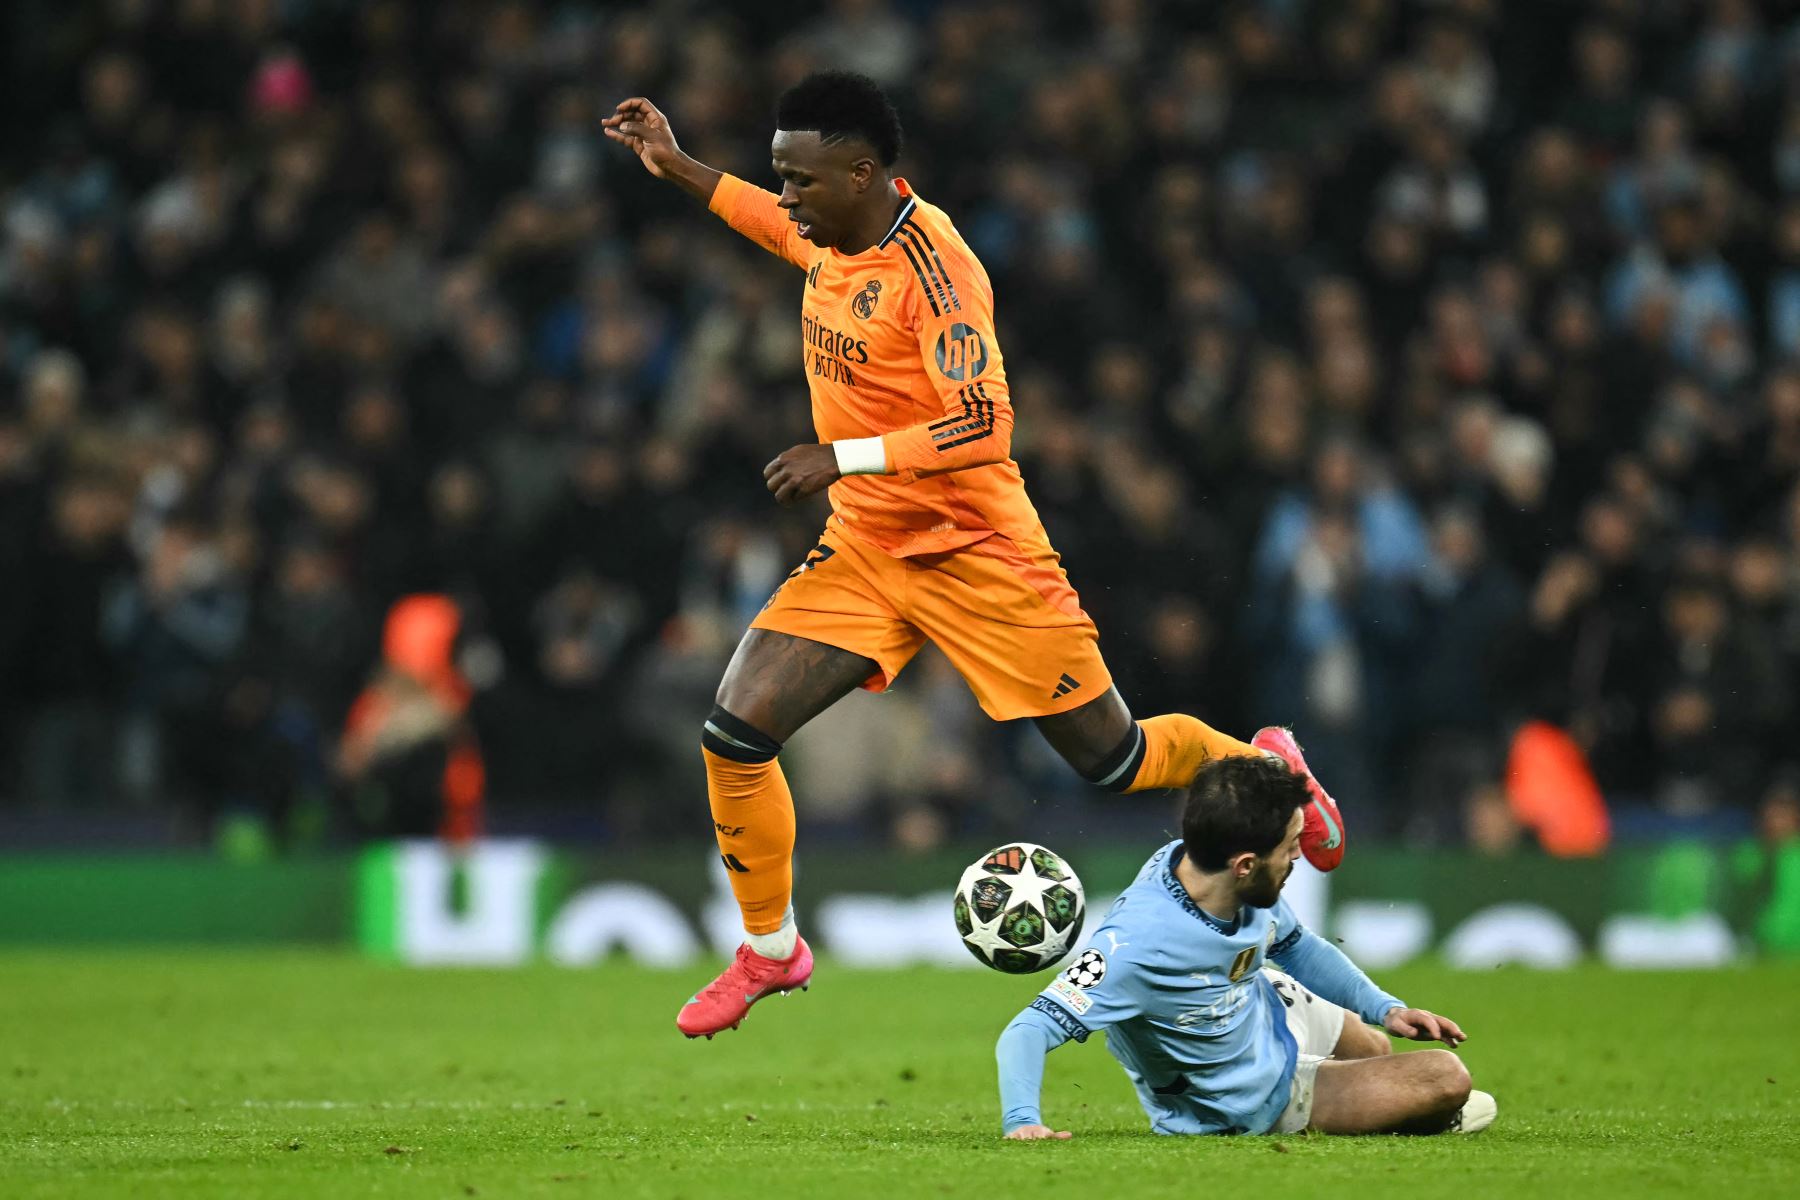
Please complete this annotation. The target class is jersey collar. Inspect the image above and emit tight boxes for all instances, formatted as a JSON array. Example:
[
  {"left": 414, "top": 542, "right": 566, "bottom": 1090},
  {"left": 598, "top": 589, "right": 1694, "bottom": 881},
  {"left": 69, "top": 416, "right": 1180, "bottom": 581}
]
[
  {"left": 875, "top": 179, "right": 917, "bottom": 250},
  {"left": 1162, "top": 845, "right": 1242, "bottom": 935}
]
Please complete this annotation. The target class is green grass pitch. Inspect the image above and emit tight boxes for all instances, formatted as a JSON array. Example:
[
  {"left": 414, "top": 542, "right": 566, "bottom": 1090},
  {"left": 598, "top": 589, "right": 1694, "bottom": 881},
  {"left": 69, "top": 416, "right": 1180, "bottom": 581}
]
[{"left": 2, "top": 952, "right": 1796, "bottom": 1198}]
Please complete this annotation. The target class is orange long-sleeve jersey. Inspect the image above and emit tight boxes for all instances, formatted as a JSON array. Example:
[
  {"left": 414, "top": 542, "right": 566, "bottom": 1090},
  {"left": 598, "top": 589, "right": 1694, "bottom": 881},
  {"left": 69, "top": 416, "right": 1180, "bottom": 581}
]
[{"left": 709, "top": 173, "right": 1052, "bottom": 558}]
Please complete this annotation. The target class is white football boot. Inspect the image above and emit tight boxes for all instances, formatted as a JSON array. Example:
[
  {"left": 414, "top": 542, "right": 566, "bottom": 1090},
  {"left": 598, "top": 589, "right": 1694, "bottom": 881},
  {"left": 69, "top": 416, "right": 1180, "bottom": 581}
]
[{"left": 1448, "top": 1089, "right": 1497, "bottom": 1133}]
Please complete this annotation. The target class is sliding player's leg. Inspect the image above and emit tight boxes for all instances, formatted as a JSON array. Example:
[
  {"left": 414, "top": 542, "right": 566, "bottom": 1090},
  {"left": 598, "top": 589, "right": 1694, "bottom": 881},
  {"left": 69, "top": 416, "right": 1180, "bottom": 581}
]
[
  {"left": 1261, "top": 968, "right": 1488, "bottom": 1136},
  {"left": 1330, "top": 1008, "right": 1394, "bottom": 1060},
  {"left": 1306, "top": 1051, "right": 1487, "bottom": 1135}
]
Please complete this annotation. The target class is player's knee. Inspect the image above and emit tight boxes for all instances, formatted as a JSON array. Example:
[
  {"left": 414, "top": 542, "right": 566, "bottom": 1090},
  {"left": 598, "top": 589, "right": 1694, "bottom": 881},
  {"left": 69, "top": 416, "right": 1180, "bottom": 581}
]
[
  {"left": 1358, "top": 1023, "right": 1393, "bottom": 1057},
  {"left": 1419, "top": 1050, "right": 1472, "bottom": 1111},
  {"left": 700, "top": 705, "right": 783, "bottom": 765},
  {"left": 1334, "top": 1014, "right": 1388, "bottom": 1059}
]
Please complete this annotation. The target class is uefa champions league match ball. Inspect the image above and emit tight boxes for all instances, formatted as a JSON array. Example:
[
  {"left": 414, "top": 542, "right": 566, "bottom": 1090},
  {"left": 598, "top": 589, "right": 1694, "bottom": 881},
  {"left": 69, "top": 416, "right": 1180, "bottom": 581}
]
[{"left": 952, "top": 843, "right": 1086, "bottom": 973}]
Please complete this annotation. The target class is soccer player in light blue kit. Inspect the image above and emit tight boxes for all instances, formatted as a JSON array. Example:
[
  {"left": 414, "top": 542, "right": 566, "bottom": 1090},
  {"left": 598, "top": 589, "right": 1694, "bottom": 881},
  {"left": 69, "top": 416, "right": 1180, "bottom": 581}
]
[{"left": 996, "top": 755, "right": 1496, "bottom": 1138}]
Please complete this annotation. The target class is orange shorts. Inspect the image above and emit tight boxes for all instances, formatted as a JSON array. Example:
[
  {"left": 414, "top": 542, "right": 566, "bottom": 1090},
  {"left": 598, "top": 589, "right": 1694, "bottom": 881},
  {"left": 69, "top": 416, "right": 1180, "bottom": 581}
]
[{"left": 752, "top": 518, "right": 1111, "bottom": 721}]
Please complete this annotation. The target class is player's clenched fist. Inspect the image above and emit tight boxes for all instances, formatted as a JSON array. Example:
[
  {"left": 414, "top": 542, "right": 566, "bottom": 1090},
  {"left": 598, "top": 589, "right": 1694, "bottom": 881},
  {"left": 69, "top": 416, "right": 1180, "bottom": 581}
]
[
  {"left": 1003, "top": 1125, "right": 1072, "bottom": 1141},
  {"left": 601, "top": 97, "right": 682, "bottom": 179},
  {"left": 764, "top": 444, "right": 841, "bottom": 506}
]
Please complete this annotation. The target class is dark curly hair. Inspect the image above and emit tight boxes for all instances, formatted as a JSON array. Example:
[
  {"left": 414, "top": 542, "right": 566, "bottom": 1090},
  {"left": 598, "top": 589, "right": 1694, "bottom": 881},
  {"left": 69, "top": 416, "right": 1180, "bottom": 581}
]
[
  {"left": 775, "top": 70, "right": 903, "bottom": 166},
  {"left": 1181, "top": 754, "right": 1312, "bottom": 871}
]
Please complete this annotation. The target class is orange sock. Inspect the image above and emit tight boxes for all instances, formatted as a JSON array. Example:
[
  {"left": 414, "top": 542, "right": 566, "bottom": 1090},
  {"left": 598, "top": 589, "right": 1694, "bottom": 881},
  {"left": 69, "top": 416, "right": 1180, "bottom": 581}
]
[
  {"left": 702, "top": 746, "right": 796, "bottom": 935},
  {"left": 1123, "top": 713, "right": 1261, "bottom": 793}
]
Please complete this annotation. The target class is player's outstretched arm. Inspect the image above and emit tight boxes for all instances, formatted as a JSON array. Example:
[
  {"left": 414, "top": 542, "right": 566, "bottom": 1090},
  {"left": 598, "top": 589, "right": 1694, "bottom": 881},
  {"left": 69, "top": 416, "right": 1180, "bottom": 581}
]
[
  {"left": 601, "top": 97, "right": 722, "bottom": 203},
  {"left": 995, "top": 1007, "right": 1074, "bottom": 1140},
  {"left": 608, "top": 98, "right": 808, "bottom": 270}
]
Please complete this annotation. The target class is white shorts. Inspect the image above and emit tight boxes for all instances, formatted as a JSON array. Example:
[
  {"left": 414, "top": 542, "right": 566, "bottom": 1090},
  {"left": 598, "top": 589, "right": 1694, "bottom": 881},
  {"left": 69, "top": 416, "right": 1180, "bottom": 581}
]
[{"left": 1264, "top": 967, "right": 1350, "bottom": 1134}]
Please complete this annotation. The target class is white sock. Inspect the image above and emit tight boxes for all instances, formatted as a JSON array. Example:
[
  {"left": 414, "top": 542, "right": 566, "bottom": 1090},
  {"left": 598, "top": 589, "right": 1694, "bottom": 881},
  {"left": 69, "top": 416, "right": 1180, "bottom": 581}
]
[{"left": 746, "top": 908, "right": 798, "bottom": 959}]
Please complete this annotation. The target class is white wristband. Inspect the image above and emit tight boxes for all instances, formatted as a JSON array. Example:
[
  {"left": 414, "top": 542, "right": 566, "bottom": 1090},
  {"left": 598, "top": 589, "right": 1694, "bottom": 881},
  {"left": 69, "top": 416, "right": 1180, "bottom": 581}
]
[{"left": 833, "top": 436, "right": 888, "bottom": 476}]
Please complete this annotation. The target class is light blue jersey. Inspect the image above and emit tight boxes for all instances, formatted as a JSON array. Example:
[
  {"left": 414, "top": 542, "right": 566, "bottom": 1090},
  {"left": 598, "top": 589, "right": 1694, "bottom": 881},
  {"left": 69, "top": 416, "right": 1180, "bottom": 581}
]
[{"left": 996, "top": 840, "right": 1403, "bottom": 1135}]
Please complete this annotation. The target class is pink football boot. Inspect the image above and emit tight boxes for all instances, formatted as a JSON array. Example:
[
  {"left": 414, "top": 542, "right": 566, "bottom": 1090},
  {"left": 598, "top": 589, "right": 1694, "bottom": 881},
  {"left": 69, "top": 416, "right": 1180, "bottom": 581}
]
[
  {"left": 1252, "top": 727, "right": 1346, "bottom": 871},
  {"left": 676, "top": 937, "right": 814, "bottom": 1039}
]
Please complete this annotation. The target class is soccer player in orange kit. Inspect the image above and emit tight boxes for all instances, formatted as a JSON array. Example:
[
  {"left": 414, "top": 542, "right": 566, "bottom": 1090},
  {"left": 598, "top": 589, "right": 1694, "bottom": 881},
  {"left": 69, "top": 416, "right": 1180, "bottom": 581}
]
[{"left": 603, "top": 72, "right": 1347, "bottom": 1039}]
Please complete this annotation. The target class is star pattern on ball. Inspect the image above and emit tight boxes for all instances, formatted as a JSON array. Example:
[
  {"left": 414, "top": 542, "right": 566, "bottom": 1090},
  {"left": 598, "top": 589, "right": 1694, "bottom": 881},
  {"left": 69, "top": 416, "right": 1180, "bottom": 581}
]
[{"left": 964, "top": 912, "right": 1013, "bottom": 959}]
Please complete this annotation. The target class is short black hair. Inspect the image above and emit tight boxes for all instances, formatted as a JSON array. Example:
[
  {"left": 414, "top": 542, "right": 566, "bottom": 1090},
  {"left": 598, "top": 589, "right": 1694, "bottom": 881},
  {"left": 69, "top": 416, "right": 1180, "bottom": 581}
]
[
  {"left": 775, "top": 70, "right": 903, "bottom": 166},
  {"left": 1181, "top": 755, "right": 1311, "bottom": 871}
]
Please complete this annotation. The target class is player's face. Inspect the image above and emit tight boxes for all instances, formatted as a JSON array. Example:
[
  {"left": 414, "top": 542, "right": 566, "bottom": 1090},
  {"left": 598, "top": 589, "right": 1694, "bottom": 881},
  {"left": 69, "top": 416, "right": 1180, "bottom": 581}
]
[
  {"left": 771, "top": 130, "right": 873, "bottom": 248},
  {"left": 1240, "top": 808, "right": 1305, "bottom": 909}
]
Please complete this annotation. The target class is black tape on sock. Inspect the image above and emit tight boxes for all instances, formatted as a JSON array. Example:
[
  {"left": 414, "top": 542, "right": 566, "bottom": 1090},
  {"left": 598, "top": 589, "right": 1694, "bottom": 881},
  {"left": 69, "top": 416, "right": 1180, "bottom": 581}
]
[{"left": 700, "top": 705, "right": 782, "bottom": 764}]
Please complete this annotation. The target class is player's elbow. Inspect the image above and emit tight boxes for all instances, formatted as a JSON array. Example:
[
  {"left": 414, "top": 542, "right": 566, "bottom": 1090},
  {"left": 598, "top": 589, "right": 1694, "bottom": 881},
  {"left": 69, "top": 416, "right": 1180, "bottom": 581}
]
[
  {"left": 989, "top": 423, "right": 1013, "bottom": 464},
  {"left": 968, "top": 419, "right": 1012, "bottom": 467},
  {"left": 996, "top": 1013, "right": 1034, "bottom": 1056},
  {"left": 997, "top": 1009, "right": 1063, "bottom": 1060}
]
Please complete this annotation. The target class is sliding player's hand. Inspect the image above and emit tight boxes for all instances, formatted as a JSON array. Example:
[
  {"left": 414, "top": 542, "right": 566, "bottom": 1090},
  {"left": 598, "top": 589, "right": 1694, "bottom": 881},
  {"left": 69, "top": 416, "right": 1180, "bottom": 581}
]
[
  {"left": 601, "top": 97, "right": 682, "bottom": 179},
  {"left": 764, "top": 444, "right": 841, "bottom": 506},
  {"left": 1004, "top": 1124, "right": 1072, "bottom": 1141},
  {"left": 1383, "top": 1006, "right": 1466, "bottom": 1047}
]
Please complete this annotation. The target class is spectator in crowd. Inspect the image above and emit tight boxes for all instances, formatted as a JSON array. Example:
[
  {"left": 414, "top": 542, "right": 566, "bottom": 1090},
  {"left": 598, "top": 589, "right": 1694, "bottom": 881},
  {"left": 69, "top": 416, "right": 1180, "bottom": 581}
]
[
  {"left": 338, "top": 594, "right": 483, "bottom": 842},
  {"left": 1646, "top": 570, "right": 1792, "bottom": 815},
  {"left": 1402, "top": 504, "right": 1525, "bottom": 843},
  {"left": 101, "top": 512, "right": 249, "bottom": 798}
]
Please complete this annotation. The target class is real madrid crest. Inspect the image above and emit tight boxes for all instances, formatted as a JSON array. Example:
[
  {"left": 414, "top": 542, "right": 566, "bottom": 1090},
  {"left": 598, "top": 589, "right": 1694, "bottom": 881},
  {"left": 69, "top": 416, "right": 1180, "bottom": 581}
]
[{"left": 852, "top": 279, "right": 882, "bottom": 319}]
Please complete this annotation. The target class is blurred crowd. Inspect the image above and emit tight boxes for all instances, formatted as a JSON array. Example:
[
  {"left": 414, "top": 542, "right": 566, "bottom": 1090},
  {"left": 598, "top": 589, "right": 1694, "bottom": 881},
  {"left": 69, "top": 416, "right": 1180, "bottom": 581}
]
[{"left": 4, "top": 0, "right": 1800, "bottom": 853}]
